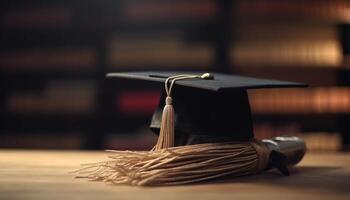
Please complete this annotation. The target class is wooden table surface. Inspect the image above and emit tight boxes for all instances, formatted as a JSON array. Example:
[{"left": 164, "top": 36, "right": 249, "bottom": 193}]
[{"left": 0, "top": 150, "right": 349, "bottom": 200}]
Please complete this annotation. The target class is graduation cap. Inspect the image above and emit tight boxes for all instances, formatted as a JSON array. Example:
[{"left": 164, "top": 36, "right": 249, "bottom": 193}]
[
  {"left": 107, "top": 71, "right": 306, "bottom": 150},
  {"left": 75, "top": 71, "right": 307, "bottom": 186}
]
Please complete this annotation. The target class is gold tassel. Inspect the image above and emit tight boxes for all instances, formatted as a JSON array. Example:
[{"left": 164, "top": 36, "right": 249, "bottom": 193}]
[{"left": 153, "top": 96, "right": 175, "bottom": 150}]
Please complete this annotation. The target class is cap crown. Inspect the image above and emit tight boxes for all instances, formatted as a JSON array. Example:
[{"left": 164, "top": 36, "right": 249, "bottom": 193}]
[{"left": 107, "top": 71, "right": 306, "bottom": 145}]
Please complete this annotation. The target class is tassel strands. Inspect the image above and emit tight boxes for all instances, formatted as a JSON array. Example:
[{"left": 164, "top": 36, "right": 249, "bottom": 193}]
[{"left": 74, "top": 141, "right": 270, "bottom": 186}]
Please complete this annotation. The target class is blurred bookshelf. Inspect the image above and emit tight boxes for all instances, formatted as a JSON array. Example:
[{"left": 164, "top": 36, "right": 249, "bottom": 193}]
[
  {"left": 0, "top": 0, "right": 350, "bottom": 151},
  {"left": 232, "top": 0, "right": 350, "bottom": 151}
]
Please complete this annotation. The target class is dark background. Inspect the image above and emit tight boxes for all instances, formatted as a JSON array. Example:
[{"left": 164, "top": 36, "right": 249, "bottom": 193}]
[{"left": 0, "top": 0, "right": 349, "bottom": 151}]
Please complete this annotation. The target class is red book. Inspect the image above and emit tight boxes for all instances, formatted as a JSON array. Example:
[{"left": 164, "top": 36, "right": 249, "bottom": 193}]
[{"left": 117, "top": 90, "right": 160, "bottom": 116}]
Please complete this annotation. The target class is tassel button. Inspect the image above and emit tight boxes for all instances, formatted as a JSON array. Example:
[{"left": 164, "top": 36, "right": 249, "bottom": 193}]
[{"left": 166, "top": 96, "right": 173, "bottom": 105}]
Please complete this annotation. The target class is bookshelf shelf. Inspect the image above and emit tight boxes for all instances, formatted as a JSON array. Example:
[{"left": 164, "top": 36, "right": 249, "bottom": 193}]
[{"left": 0, "top": 70, "right": 102, "bottom": 79}]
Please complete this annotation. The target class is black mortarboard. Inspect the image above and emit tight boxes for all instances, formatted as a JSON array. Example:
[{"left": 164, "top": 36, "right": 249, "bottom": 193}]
[
  {"left": 75, "top": 71, "right": 307, "bottom": 186},
  {"left": 107, "top": 71, "right": 306, "bottom": 147}
]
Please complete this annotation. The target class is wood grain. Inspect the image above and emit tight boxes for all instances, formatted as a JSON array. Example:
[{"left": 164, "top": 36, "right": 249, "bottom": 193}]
[{"left": 0, "top": 150, "right": 349, "bottom": 200}]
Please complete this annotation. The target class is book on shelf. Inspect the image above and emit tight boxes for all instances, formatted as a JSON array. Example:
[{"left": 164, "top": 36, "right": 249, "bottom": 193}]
[
  {"left": 249, "top": 87, "right": 350, "bottom": 114},
  {"left": 254, "top": 123, "right": 342, "bottom": 152},
  {"left": 107, "top": 34, "right": 213, "bottom": 68},
  {"left": 116, "top": 90, "right": 160, "bottom": 116},
  {"left": 236, "top": 0, "right": 350, "bottom": 23},
  {"left": 232, "top": 13, "right": 344, "bottom": 68},
  {"left": 299, "top": 132, "right": 342, "bottom": 152},
  {"left": 231, "top": 39, "right": 342, "bottom": 67},
  {"left": 2, "top": 7, "right": 72, "bottom": 28},
  {"left": 235, "top": 24, "right": 339, "bottom": 41},
  {"left": 121, "top": 0, "right": 217, "bottom": 23},
  {"left": 235, "top": 66, "right": 340, "bottom": 86},
  {"left": 0, "top": 48, "right": 96, "bottom": 70},
  {"left": 5, "top": 80, "right": 96, "bottom": 115},
  {"left": 253, "top": 123, "right": 301, "bottom": 139}
]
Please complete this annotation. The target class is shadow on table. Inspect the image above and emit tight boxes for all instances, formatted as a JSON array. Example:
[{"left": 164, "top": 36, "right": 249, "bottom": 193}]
[{"left": 215, "top": 166, "right": 350, "bottom": 194}]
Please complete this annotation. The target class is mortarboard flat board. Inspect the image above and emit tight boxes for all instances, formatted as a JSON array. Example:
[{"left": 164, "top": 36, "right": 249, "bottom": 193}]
[{"left": 107, "top": 71, "right": 307, "bottom": 146}]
